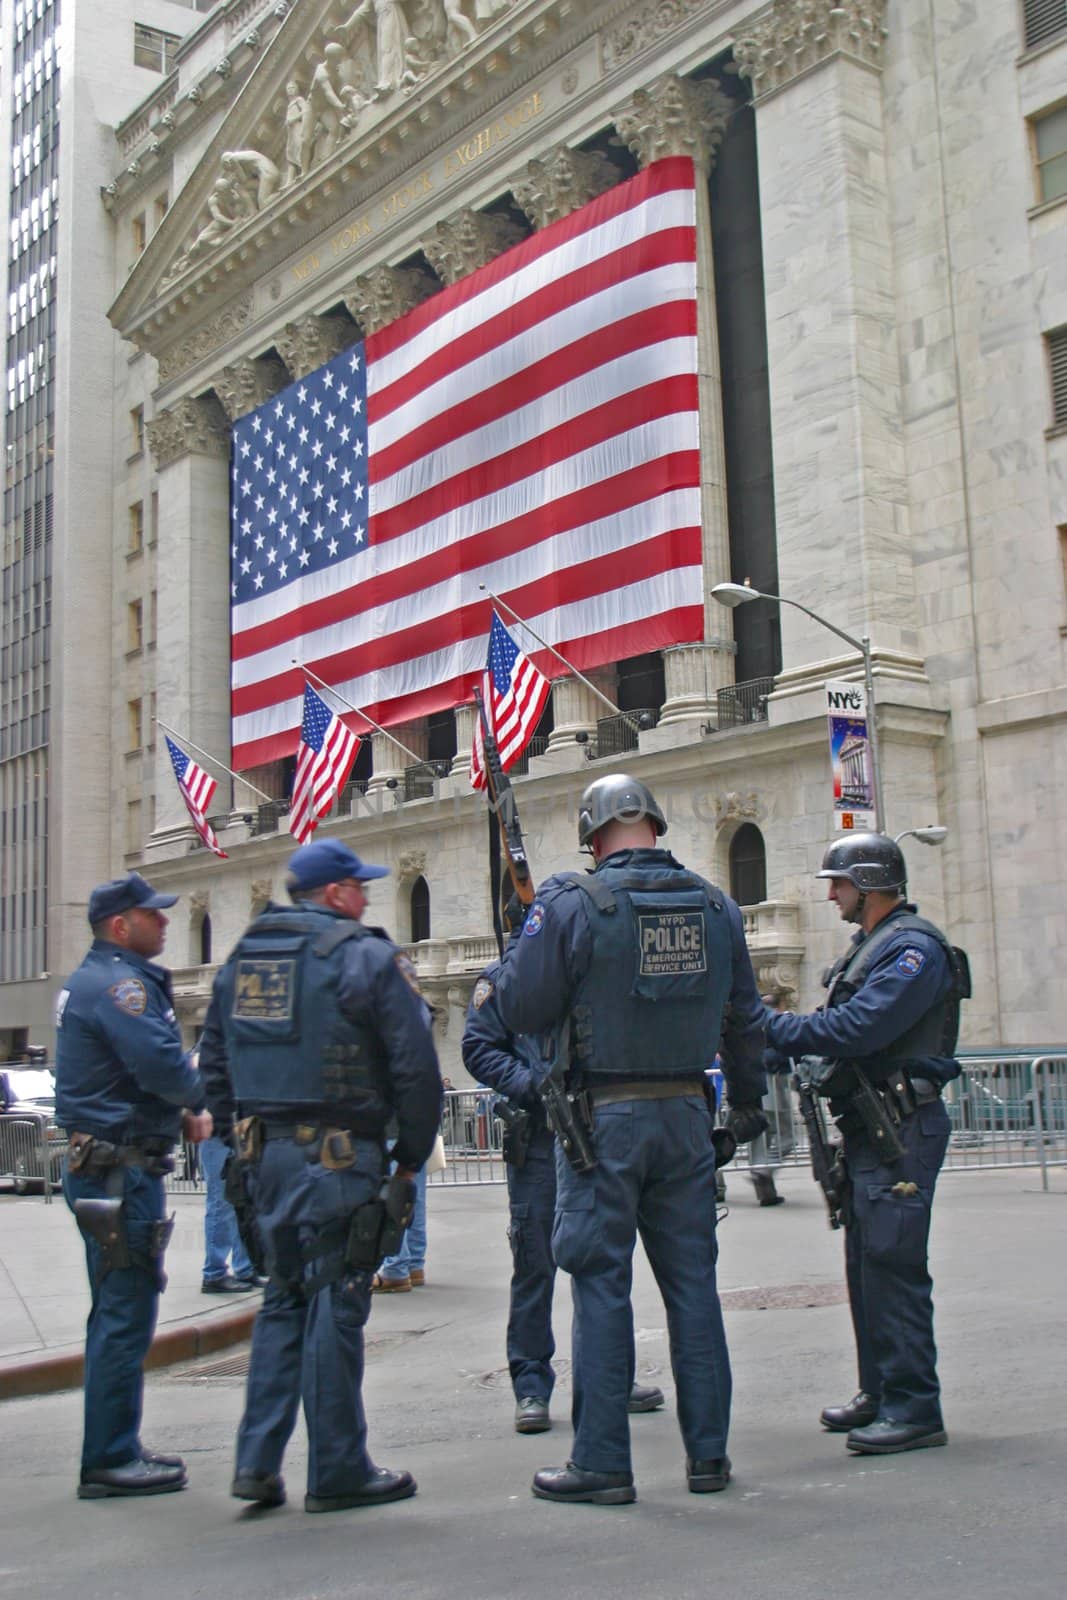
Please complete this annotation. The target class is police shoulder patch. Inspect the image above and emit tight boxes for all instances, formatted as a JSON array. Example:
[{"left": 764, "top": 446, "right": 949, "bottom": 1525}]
[
  {"left": 109, "top": 977, "right": 148, "bottom": 1015},
  {"left": 896, "top": 947, "right": 926, "bottom": 977},
  {"left": 395, "top": 951, "right": 423, "bottom": 997},
  {"left": 472, "top": 976, "right": 494, "bottom": 1010},
  {"left": 523, "top": 902, "right": 546, "bottom": 937}
]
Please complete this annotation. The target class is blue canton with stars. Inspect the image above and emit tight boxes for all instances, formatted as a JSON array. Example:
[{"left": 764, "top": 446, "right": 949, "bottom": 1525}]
[{"left": 230, "top": 343, "right": 369, "bottom": 605}]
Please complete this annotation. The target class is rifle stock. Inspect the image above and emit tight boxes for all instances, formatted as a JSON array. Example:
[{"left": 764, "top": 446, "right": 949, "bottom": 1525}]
[{"left": 793, "top": 1076, "right": 848, "bottom": 1229}]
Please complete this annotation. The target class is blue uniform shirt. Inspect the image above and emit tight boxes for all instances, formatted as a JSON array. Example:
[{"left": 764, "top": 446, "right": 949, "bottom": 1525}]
[
  {"left": 462, "top": 960, "right": 547, "bottom": 1113},
  {"left": 765, "top": 905, "right": 955, "bottom": 1077},
  {"left": 55, "top": 940, "right": 205, "bottom": 1141}
]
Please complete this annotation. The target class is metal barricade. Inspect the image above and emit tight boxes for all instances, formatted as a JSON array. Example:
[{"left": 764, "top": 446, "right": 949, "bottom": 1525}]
[
  {"left": 0, "top": 1112, "right": 65, "bottom": 1202},
  {"left": 431, "top": 1090, "right": 508, "bottom": 1186}
]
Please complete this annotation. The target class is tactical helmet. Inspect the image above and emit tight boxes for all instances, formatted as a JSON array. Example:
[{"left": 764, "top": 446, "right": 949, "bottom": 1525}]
[
  {"left": 577, "top": 773, "right": 667, "bottom": 847},
  {"left": 816, "top": 833, "right": 906, "bottom": 893}
]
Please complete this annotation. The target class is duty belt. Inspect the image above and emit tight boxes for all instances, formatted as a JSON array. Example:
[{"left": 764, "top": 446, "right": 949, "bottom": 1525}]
[
  {"left": 68, "top": 1133, "right": 175, "bottom": 1176},
  {"left": 588, "top": 1079, "right": 706, "bottom": 1108}
]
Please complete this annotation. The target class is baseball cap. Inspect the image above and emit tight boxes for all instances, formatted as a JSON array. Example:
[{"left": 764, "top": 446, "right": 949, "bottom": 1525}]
[
  {"left": 88, "top": 872, "right": 179, "bottom": 925},
  {"left": 285, "top": 838, "right": 390, "bottom": 895}
]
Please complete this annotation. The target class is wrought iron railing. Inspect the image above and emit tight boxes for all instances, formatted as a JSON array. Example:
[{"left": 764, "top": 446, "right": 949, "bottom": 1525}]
[{"left": 715, "top": 677, "right": 774, "bottom": 729}]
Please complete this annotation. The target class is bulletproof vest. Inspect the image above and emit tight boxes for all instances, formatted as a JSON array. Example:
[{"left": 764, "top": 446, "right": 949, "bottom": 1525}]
[
  {"left": 826, "top": 907, "right": 971, "bottom": 1070},
  {"left": 560, "top": 859, "right": 734, "bottom": 1082},
  {"left": 215, "top": 904, "right": 390, "bottom": 1115}
]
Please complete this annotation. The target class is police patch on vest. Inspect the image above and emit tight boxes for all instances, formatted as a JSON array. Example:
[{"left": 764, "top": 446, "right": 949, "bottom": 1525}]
[
  {"left": 896, "top": 947, "right": 926, "bottom": 976},
  {"left": 523, "top": 902, "right": 545, "bottom": 937},
  {"left": 232, "top": 958, "right": 296, "bottom": 1021},
  {"left": 109, "top": 978, "right": 147, "bottom": 1015},
  {"left": 395, "top": 952, "right": 423, "bottom": 998},
  {"left": 637, "top": 911, "right": 707, "bottom": 977},
  {"left": 472, "top": 976, "right": 493, "bottom": 1010}
]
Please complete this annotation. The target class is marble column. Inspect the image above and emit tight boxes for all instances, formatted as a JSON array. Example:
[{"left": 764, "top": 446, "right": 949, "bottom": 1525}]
[
  {"left": 545, "top": 670, "right": 616, "bottom": 761},
  {"left": 420, "top": 208, "right": 526, "bottom": 286},
  {"left": 732, "top": 1, "right": 918, "bottom": 688},
  {"left": 615, "top": 74, "right": 735, "bottom": 728},
  {"left": 275, "top": 312, "right": 355, "bottom": 382},
  {"left": 144, "top": 394, "right": 231, "bottom": 854},
  {"left": 510, "top": 144, "right": 621, "bottom": 230},
  {"left": 343, "top": 262, "right": 437, "bottom": 335},
  {"left": 366, "top": 722, "right": 429, "bottom": 795},
  {"left": 451, "top": 701, "right": 478, "bottom": 777}
]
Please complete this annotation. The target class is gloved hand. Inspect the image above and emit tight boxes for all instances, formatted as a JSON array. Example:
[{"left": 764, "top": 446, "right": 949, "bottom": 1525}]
[
  {"left": 795, "top": 1057, "right": 840, "bottom": 1094},
  {"left": 502, "top": 893, "right": 528, "bottom": 935},
  {"left": 711, "top": 1127, "right": 737, "bottom": 1170},
  {"left": 724, "top": 1103, "right": 768, "bottom": 1145}
]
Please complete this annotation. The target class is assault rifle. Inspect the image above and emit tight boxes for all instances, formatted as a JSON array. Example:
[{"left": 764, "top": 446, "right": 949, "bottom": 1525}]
[
  {"left": 473, "top": 685, "right": 597, "bottom": 1174},
  {"left": 793, "top": 1072, "right": 849, "bottom": 1230}
]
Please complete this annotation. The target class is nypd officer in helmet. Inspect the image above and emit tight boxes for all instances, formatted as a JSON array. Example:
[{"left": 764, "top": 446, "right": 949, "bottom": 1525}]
[
  {"left": 493, "top": 774, "right": 767, "bottom": 1504},
  {"left": 765, "top": 833, "right": 965, "bottom": 1456},
  {"left": 198, "top": 838, "right": 442, "bottom": 1512}
]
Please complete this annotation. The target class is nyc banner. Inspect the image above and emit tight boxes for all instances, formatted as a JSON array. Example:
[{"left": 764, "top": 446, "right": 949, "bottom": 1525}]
[{"left": 826, "top": 680, "right": 874, "bottom": 832}]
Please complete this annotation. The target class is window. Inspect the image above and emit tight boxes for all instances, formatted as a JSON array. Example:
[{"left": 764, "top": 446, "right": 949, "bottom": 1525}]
[
  {"left": 199, "top": 912, "right": 212, "bottom": 966},
  {"left": 130, "top": 405, "right": 144, "bottom": 455},
  {"left": 133, "top": 25, "right": 181, "bottom": 75},
  {"left": 154, "top": 193, "right": 169, "bottom": 230},
  {"left": 150, "top": 490, "right": 159, "bottom": 544},
  {"left": 127, "top": 600, "right": 143, "bottom": 652},
  {"left": 410, "top": 876, "right": 430, "bottom": 942},
  {"left": 128, "top": 500, "right": 144, "bottom": 553},
  {"left": 1048, "top": 325, "right": 1067, "bottom": 426},
  {"left": 1023, "top": 0, "right": 1067, "bottom": 50},
  {"left": 729, "top": 824, "right": 767, "bottom": 908},
  {"left": 126, "top": 799, "right": 143, "bottom": 855},
  {"left": 149, "top": 590, "right": 158, "bottom": 644},
  {"left": 127, "top": 698, "right": 143, "bottom": 752},
  {"left": 132, "top": 213, "right": 146, "bottom": 256},
  {"left": 1033, "top": 104, "right": 1067, "bottom": 204}
]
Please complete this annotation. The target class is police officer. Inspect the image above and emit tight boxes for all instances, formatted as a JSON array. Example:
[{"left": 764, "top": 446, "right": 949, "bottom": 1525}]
[
  {"left": 55, "top": 872, "right": 212, "bottom": 1500},
  {"left": 492, "top": 774, "right": 766, "bottom": 1504},
  {"left": 462, "top": 949, "right": 664, "bottom": 1435},
  {"left": 198, "top": 838, "right": 442, "bottom": 1513},
  {"left": 765, "top": 833, "right": 963, "bottom": 1455}
]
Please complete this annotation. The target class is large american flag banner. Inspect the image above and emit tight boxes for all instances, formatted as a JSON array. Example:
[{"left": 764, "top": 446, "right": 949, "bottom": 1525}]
[
  {"left": 230, "top": 157, "right": 702, "bottom": 769},
  {"left": 470, "top": 612, "right": 551, "bottom": 791}
]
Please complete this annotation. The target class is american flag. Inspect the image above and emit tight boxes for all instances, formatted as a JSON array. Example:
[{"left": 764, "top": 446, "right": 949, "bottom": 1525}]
[
  {"left": 230, "top": 157, "right": 702, "bottom": 770},
  {"left": 164, "top": 735, "right": 228, "bottom": 859},
  {"left": 289, "top": 683, "right": 360, "bottom": 844},
  {"left": 470, "top": 612, "right": 551, "bottom": 790}
]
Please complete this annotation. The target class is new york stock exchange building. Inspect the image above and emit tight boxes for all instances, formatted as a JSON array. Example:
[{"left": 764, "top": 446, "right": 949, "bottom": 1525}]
[{"left": 32, "top": 0, "right": 1067, "bottom": 1072}]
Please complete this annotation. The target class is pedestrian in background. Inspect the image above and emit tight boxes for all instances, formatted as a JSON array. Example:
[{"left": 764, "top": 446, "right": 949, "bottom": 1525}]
[{"left": 745, "top": 993, "right": 797, "bottom": 1207}]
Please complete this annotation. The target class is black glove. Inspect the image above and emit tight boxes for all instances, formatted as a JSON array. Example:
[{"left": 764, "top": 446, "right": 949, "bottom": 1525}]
[
  {"left": 502, "top": 893, "right": 528, "bottom": 935},
  {"left": 711, "top": 1127, "right": 737, "bottom": 1170},
  {"left": 724, "top": 1103, "right": 768, "bottom": 1145},
  {"left": 796, "top": 1058, "right": 841, "bottom": 1095}
]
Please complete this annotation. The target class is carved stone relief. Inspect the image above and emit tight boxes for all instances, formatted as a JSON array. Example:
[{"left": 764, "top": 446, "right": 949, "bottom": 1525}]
[
  {"left": 343, "top": 262, "right": 437, "bottom": 335},
  {"left": 188, "top": 889, "right": 210, "bottom": 917},
  {"left": 397, "top": 848, "right": 428, "bottom": 879},
  {"left": 421, "top": 207, "right": 525, "bottom": 286},
  {"left": 511, "top": 144, "right": 622, "bottom": 231},
  {"left": 147, "top": 394, "right": 231, "bottom": 471},
  {"left": 614, "top": 73, "right": 733, "bottom": 174},
  {"left": 275, "top": 312, "right": 354, "bottom": 380},
  {"left": 213, "top": 354, "right": 290, "bottom": 421},
  {"left": 715, "top": 791, "right": 760, "bottom": 826},
  {"left": 602, "top": 0, "right": 716, "bottom": 72},
  {"left": 157, "top": 296, "right": 254, "bottom": 385},
  {"left": 733, "top": 0, "right": 890, "bottom": 99},
  {"left": 250, "top": 878, "right": 273, "bottom": 916}
]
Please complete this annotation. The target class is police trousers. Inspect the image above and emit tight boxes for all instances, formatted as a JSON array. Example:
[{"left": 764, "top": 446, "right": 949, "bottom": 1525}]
[
  {"left": 235, "top": 1135, "right": 385, "bottom": 1498},
  {"left": 505, "top": 1125, "right": 557, "bottom": 1401},
  {"left": 552, "top": 1094, "right": 727, "bottom": 1474},
  {"left": 844, "top": 1097, "right": 951, "bottom": 1427}
]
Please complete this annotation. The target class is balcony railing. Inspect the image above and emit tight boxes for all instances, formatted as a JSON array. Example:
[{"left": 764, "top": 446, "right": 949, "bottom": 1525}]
[
  {"left": 508, "top": 733, "right": 550, "bottom": 775},
  {"left": 250, "top": 799, "right": 290, "bottom": 836},
  {"left": 715, "top": 677, "right": 774, "bottom": 729}
]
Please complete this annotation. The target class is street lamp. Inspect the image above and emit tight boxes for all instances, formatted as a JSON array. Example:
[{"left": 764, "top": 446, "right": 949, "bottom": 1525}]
[
  {"left": 710, "top": 581, "right": 886, "bottom": 833},
  {"left": 894, "top": 826, "right": 947, "bottom": 848}
]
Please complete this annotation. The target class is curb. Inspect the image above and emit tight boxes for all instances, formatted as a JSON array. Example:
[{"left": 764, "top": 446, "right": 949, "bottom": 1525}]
[{"left": 0, "top": 1304, "right": 258, "bottom": 1404}]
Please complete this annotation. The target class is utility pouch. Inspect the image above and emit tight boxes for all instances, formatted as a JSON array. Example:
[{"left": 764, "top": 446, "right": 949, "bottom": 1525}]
[
  {"left": 320, "top": 1127, "right": 356, "bottom": 1171},
  {"left": 234, "top": 1115, "right": 264, "bottom": 1164},
  {"left": 344, "top": 1201, "right": 386, "bottom": 1272},
  {"left": 74, "top": 1197, "right": 131, "bottom": 1276},
  {"left": 66, "top": 1134, "right": 96, "bottom": 1175}
]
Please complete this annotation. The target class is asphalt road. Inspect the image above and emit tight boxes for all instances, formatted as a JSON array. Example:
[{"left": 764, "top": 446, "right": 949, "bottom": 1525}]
[{"left": 1, "top": 1170, "right": 1064, "bottom": 1600}]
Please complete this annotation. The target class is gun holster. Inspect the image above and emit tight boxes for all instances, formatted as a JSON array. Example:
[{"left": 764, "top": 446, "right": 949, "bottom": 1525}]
[
  {"left": 74, "top": 1197, "right": 131, "bottom": 1275},
  {"left": 494, "top": 1101, "right": 532, "bottom": 1168}
]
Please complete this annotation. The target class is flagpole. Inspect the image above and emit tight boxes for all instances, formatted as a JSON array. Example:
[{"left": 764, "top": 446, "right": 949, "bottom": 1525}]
[
  {"left": 478, "top": 585, "right": 642, "bottom": 736},
  {"left": 154, "top": 720, "right": 275, "bottom": 803},
  {"left": 293, "top": 662, "right": 440, "bottom": 771}
]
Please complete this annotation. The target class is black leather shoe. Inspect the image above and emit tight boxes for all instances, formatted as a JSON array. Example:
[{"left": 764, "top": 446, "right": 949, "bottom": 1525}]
[
  {"left": 78, "top": 1459, "right": 187, "bottom": 1499},
  {"left": 627, "top": 1383, "right": 665, "bottom": 1413},
  {"left": 235, "top": 1275, "right": 271, "bottom": 1289},
  {"left": 141, "top": 1449, "right": 185, "bottom": 1472},
  {"left": 820, "top": 1391, "right": 879, "bottom": 1432},
  {"left": 686, "top": 1455, "right": 731, "bottom": 1493},
  {"left": 232, "top": 1471, "right": 286, "bottom": 1507},
  {"left": 515, "top": 1397, "right": 551, "bottom": 1434},
  {"left": 531, "top": 1462, "right": 636, "bottom": 1505},
  {"left": 305, "top": 1467, "right": 416, "bottom": 1512},
  {"left": 202, "top": 1274, "right": 256, "bottom": 1294},
  {"left": 846, "top": 1419, "right": 947, "bottom": 1454}
]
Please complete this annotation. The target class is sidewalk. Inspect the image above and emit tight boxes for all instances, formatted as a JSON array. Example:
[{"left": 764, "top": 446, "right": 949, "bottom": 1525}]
[{"left": 0, "top": 1189, "right": 258, "bottom": 1400}]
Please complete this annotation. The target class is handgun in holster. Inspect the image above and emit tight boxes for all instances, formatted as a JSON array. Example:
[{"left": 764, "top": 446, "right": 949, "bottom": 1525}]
[
  {"left": 493, "top": 1099, "right": 532, "bottom": 1168},
  {"left": 74, "top": 1197, "right": 132, "bottom": 1275}
]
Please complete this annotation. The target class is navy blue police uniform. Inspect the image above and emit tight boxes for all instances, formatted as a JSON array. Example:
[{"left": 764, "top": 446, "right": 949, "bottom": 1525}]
[
  {"left": 767, "top": 902, "right": 959, "bottom": 1446},
  {"left": 462, "top": 962, "right": 558, "bottom": 1413},
  {"left": 493, "top": 846, "right": 765, "bottom": 1493},
  {"left": 198, "top": 841, "right": 442, "bottom": 1512},
  {"left": 55, "top": 876, "right": 206, "bottom": 1493}
]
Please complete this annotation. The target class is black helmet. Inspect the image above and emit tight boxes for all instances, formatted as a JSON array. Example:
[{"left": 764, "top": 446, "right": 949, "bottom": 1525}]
[
  {"left": 816, "top": 833, "right": 906, "bottom": 893},
  {"left": 577, "top": 773, "right": 667, "bottom": 847}
]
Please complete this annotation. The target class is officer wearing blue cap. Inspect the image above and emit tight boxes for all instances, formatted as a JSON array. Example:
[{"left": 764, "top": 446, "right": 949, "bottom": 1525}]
[
  {"left": 198, "top": 836, "right": 442, "bottom": 1513},
  {"left": 55, "top": 872, "right": 212, "bottom": 1500}
]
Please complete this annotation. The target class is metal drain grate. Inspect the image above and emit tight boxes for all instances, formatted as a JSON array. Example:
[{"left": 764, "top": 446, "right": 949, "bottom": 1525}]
[{"left": 720, "top": 1282, "right": 847, "bottom": 1311}]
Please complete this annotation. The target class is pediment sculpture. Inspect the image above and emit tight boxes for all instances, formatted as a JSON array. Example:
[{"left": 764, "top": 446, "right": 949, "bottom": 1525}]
[{"left": 161, "top": 0, "right": 517, "bottom": 290}]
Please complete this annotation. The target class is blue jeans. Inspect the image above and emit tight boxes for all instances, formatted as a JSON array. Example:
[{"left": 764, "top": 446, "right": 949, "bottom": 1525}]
[
  {"left": 63, "top": 1162, "right": 166, "bottom": 1471},
  {"left": 200, "top": 1135, "right": 252, "bottom": 1282},
  {"left": 553, "top": 1094, "right": 728, "bottom": 1475},
  {"left": 844, "top": 1098, "right": 950, "bottom": 1427},
  {"left": 235, "top": 1136, "right": 385, "bottom": 1497},
  {"left": 506, "top": 1125, "right": 557, "bottom": 1400},
  {"left": 377, "top": 1162, "right": 427, "bottom": 1282}
]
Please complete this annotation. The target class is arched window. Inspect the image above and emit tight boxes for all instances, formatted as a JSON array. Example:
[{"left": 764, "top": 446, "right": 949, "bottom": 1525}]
[
  {"left": 410, "top": 875, "right": 430, "bottom": 943},
  {"left": 729, "top": 823, "right": 767, "bottom": 907},
  {"left": 199, "top": 912, "right": 212, "bottom": 966}
]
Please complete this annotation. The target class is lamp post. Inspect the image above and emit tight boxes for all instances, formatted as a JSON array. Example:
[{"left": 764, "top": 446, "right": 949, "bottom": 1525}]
[{"left": 710, "top": 581, "right": 886, "bottom": 833}]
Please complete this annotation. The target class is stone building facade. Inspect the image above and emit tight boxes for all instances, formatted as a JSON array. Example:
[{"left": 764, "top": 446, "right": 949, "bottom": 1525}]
[{"left": 4, "top": 0, "right": 1067, "bottom": 1068}]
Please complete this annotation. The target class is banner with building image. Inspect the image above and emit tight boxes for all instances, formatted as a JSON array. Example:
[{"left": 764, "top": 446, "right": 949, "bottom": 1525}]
[{"left": 826, "top": 680, "right": 874, "bottom": 832}]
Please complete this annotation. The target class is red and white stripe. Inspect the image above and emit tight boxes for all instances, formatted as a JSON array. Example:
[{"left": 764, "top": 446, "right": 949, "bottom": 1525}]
[{"left": 289, "top": 721, "right": 360, "bottom": 844}]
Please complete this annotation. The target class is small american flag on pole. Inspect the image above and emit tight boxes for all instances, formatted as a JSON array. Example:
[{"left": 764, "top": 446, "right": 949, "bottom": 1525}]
[
  {"left": 164, "top": 735, "right": 228, "bottom": 859},
  {"left": 470, "top": 612, "right": 551, "bottom": 791},
  {"left": 289, "top": 683, "right": 360, "bottom": 844}
]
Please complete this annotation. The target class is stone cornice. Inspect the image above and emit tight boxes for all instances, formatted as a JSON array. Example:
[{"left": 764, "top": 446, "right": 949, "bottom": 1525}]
[
  {"left": 732, "top": 0, "right": 889, "bottom": 100},
  {"left": 147, "top": 394, "right": 231, "bottom": 470},
  {"left": 212, "top": 353, "right": 289, "bottom": 421},
  {"left": 614, "top": 71, "right": 733, "bottom": 171},
  {"left": 157, "top": 295, "right": 255, "bottom": 385},
  {"left": 602, "top": 0, "right": 734, "bottom": 73}
]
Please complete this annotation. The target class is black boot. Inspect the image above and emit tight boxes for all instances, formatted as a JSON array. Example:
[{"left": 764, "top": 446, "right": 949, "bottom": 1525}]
[
  {"left": 532, "top": 1462, "right": 636, "bottom": 1505},
  {"left": 820, "top": 1391, "right": 879, "bottom": 1432}
]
